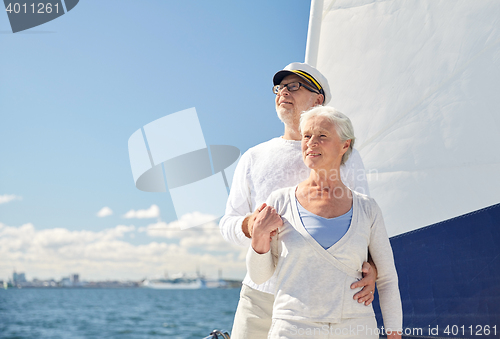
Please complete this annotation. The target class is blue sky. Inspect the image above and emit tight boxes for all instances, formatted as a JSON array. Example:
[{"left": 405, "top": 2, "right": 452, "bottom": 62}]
[{"left": 0, "top": 0, "right": 312, "bottom": 281}]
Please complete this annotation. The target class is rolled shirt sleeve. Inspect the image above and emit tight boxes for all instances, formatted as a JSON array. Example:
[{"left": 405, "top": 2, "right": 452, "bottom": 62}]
[{"left": 219, "top": 152, "right": 252, "bottom": 247}]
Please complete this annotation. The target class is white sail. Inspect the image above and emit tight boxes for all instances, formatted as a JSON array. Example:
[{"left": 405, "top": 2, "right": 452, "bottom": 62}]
[{"left": 306, "top": 0, "right": 500, "bottom": 237}]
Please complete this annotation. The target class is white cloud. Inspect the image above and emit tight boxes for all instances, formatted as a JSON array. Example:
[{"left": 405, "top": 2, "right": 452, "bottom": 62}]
[
  {"left": 139, "top": 212, "right": 219, "bottom": 238},
  {"left": 123, "top": 204, "right": 160, "bottom": 219},
  {"left": 0, "top": 220, "right": 246, "bottom": 281},
  {"left": 0, "top": 194, "right": 22, "bottom": 204},
  {"left": 96, "top": 206, "right": 113, "bottom": 217},
  {"left": 139, "top": 212, "right": 247, "bottom": 257}
]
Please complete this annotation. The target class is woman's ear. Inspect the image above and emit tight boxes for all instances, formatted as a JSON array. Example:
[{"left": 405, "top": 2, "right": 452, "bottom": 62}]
[{"left": 342, "top": 139, "right": 351, "bottom": 153}]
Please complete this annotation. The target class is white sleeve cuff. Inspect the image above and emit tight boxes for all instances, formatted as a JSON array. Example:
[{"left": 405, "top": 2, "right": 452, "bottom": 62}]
[{"left": 246, "top": 246, "right": 274, "bottom": 285}]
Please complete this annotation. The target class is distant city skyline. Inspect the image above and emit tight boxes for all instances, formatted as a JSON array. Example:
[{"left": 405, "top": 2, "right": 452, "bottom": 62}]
[{"left": 3, "top": 269, "right": 241, "bottom": 290}]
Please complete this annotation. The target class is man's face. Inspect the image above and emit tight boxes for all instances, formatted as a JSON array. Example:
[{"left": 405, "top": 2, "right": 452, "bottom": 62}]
[{"left": 275, "top": 74, "right": 323, "bottom": 128}]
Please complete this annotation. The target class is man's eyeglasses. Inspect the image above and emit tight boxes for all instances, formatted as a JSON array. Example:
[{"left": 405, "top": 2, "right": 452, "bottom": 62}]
[{"left": 272, "top": 81, "right": 320, "bottom": 95}]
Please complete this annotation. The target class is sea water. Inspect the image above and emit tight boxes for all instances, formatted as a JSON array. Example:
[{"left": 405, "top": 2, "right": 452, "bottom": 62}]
[{"left": 0, "top": 288, "right": 240, "bottom": 339}]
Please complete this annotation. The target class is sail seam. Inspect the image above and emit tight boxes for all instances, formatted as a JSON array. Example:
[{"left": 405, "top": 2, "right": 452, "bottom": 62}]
[{"left": 390, "top": 202, "right": 500, "bottom": 241}]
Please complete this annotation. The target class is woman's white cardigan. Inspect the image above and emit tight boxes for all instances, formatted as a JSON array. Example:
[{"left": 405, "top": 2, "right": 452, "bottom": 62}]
[{"left": 246, "top": 186, "right": 402, "bottom": 331}]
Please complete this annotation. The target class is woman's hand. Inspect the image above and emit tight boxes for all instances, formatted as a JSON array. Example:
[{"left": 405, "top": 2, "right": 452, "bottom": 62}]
[{"left": 251, "top": 206, "right": 282, "bottom": 254}]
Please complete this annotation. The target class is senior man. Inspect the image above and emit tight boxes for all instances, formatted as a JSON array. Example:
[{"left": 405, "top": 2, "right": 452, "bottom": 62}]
[{"left": 220, "top": 63, "right": 376, "bottom": 338}]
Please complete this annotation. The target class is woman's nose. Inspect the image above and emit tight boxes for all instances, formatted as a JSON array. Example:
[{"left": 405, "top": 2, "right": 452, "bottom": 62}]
[{"left": 308, "top": 136, "right": 318, "bottom": 146}]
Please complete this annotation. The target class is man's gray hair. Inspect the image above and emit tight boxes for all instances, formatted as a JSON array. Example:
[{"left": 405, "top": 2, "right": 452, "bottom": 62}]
[{"left": 299, "top": 106, "right": 355, "bottom": 165}]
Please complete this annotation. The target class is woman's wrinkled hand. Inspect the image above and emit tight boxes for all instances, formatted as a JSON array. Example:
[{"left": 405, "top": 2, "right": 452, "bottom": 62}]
[{"left": 251, "top": 206, "right": 282, "bottom": 254}]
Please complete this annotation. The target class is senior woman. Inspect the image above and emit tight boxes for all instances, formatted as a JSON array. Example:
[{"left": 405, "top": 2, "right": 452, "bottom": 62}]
[{"left": 246, "top": 106, "right": 402, "bottom": 339}]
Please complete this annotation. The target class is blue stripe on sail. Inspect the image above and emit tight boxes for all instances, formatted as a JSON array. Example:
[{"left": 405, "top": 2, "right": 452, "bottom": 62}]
[{"left": 373, "top": 203, "right": 500, "bottom": 338}]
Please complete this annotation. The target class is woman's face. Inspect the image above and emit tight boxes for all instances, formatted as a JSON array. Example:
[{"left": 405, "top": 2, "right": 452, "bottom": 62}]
[{"left": 301, "top": 115, "right": 350, "bottom": 171}]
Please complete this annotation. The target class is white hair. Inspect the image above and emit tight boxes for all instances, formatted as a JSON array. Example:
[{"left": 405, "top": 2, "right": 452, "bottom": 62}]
[{"left": 299, "top": 106, "right": 355, "bottom": 165}]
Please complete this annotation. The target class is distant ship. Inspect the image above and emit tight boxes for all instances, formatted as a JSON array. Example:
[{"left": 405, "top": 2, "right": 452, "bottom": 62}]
[
  {"left": 142, "top": 277, "right": 205, "bottom": 289},
  {"left": 141, "top": 273, "right": 228, "bottom": 289}
]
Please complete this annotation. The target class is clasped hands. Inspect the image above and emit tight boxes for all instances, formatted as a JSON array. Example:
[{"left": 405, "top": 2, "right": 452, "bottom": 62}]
[{"left": 248, "top": 203, "right": 283, "bottom": 254}]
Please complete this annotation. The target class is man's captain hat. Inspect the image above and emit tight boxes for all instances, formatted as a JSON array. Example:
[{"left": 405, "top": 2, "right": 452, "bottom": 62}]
[{"left": 273, "top": 62, "right": 331, "bottom": 105}]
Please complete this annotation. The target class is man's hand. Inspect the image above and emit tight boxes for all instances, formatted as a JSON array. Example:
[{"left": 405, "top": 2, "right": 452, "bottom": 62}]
[
  {"left": 242, "top": 203, "right": 267, "bottom": 238},
  {"left": 387, "top": 331, "right": 402, "bottom": 339},
  {"left": 350, "top": 261, "right": 377, "bottom": 305}
]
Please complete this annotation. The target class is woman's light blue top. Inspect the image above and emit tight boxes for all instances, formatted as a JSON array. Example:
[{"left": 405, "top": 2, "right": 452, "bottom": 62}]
[{"left": 296, "top": 197, "right": 353, "bottom": 249}]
